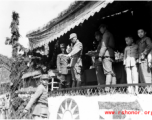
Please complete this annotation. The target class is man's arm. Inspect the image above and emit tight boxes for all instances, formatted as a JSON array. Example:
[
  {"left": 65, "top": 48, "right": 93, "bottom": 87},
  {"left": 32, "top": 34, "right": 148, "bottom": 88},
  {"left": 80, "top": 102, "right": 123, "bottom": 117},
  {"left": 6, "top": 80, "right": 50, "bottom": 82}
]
[
  {"left": 24, "top": 85, "right": 43, "bottom": 111},
  {"left": 143, "top": 37, "right": 152, "bottom": 56},
  {"left": 57, "top": 55, "right": 61, "bottom": 72},
  {"left": 123, "top": 48, "right": 127, "bottom": 65},
  {"left": 68, "top": 42, "right": 82, "bottom": 56},
  {"left": 99, "top": 33, "right": 109, "bottom": 57},
  {"left": 66, "top": 45, "right": 72, "bottom": 53}
]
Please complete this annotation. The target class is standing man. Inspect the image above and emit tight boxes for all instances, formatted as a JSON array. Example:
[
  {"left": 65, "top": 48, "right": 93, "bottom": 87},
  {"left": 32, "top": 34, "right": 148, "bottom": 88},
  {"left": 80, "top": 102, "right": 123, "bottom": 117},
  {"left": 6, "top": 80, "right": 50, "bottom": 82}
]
[
  {"left": 93, "top": 31, "right": 106, "bottom": 85},
  {"left": 65, "top": 33, "right": 83, "bottom": 87},
  {"left": 57, "top": 43, "right": 71, "bottom": 88},
  {"left": 136, "top": 28, "right": 152, "bottom": 83},
  {"left": 23, "top": 74, "right": 50, "bottom": 119},
  {"left": 99, "top": 24, "right": 116, "bottom": 91}
]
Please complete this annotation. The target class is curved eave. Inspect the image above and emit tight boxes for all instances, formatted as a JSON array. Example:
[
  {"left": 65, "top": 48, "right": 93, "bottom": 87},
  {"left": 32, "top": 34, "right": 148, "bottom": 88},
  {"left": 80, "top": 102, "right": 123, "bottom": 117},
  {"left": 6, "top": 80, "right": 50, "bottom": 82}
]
[
  {"left": 28, "top": 0, "right": 114, "bottom": 49},
  {"left": 26, "top": 1, "right": 86, "bottom": 37}
]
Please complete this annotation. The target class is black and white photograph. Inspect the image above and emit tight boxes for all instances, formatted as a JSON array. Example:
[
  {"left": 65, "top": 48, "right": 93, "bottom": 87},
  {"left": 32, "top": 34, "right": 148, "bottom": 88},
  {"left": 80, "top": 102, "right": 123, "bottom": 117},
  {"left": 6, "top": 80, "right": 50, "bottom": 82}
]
[{"left": 0, "top": 0, "right": 152, "bottom": 119}]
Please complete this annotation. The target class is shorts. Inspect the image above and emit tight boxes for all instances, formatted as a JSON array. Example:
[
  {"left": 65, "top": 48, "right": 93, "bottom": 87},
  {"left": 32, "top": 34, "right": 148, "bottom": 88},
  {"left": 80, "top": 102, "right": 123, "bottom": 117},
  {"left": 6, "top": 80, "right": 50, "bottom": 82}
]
[{"left": 102, "top": 57, "right": 115, "bottom": 77}]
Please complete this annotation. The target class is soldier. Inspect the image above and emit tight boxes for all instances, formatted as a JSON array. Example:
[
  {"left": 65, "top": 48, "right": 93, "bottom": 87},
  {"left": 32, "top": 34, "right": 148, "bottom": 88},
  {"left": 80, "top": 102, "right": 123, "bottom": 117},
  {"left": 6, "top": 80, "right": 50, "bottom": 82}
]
[
  {"left": 94, "top": 31, "right": 106, "bottom": 85},
  {"left": 98, "top": 24, "right": 116, "bottom": 91},
  {"left": 23, "top": 74, "right": 50, "bottom": 119},
  {"left": 57, "top": 43, "right": 71, "bottom": 88},
  {"left": 65, "top": 33, "right": 83, "bottom": 87}
]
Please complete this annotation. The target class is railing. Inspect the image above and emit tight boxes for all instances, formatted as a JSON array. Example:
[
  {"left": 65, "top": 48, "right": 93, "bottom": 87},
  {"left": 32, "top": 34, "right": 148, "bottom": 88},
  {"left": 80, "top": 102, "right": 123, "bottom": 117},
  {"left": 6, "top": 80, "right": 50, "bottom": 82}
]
[
  {"left": 5, "top": 83, "right": 152, "bottom": 97},
  {"left": 49, "top": 83, "right": 152, "bottom": 97}
]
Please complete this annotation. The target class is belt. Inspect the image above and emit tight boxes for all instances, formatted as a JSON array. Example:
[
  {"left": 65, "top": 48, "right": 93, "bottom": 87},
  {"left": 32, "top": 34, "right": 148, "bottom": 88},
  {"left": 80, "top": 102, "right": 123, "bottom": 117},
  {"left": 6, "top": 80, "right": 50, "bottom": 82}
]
[
  {"left": 34, "top": 115, "right": 47, "bottom": 119},
  {"left": 103, "top": 56, "right": 114, "bottom": 59},
  {"left": 37, "top": 102, "right": 48, "bottom": 107},
  {"left": 95, "top": 56, "right": 114, "bottom": 60}
]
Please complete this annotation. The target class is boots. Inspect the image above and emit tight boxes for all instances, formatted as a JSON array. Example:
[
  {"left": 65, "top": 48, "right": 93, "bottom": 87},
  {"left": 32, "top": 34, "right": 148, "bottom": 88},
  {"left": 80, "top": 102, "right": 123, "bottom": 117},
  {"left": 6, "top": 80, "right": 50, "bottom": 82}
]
[
  {"left": 72, "top": 81, "right": 81, "bottom": 88},
  {"left": 76, "top": 81, "right": 81, "bottom": 87},
  {"left": 72, "top": 81, "right": 76, "bottom": 88}
]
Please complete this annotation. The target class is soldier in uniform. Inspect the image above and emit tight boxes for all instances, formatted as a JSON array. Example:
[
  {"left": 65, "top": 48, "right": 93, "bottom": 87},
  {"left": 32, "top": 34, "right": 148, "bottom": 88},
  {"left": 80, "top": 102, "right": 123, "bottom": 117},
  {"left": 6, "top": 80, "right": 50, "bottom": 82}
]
[
  {"left": 64, "top": 33, "right": 83, "bottom": 87},
  {"left": 23, "top": 74, "right": 50, "bottom": 119},
  {"left": 57, "top": 43, "right": 71, "bottom": 88},
  {"left": 98, "top": 24, "right": 116, "bottom": 91},
  {"left": 94, "top": 31, "right": 106, "bottom": 85}
]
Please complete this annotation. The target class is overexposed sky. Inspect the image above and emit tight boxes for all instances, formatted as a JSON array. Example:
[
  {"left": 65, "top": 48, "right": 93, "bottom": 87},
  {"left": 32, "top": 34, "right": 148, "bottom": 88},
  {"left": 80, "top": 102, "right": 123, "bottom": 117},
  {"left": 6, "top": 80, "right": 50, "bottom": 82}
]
[{"left": 0, "top": 0, "right": 75, "bottom": 58}]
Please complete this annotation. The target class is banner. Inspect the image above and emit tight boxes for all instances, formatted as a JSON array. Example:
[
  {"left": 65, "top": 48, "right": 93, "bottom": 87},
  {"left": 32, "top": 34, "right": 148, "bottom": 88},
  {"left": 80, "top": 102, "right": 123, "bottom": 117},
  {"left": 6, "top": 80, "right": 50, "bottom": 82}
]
[{"left": 48, "top": 94, "right": 152, "bottom": 120}]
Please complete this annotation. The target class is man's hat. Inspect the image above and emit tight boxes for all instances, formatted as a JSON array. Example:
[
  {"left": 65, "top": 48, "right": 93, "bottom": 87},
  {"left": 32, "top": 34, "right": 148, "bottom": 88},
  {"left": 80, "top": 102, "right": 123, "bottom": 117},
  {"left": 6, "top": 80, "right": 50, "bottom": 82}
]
[
  {"left": 40, "top": 74, "right": 50, "bottom": 80},
  {"left": 69, "top": 33, "right": 77, "bottom": 39},
  {"left": 60, "top": 43, "right": 65, "bottom": 48}
]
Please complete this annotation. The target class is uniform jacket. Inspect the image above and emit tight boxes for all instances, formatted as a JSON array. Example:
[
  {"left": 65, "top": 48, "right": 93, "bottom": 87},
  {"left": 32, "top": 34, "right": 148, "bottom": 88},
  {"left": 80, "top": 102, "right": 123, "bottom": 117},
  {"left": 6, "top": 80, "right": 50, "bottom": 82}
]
[
  {"left": 57, "top": 53, "right": 69, "bottom": 74},
  {"left": 68, "top": 40, "right": 83, "bottom": 58},
  {"left": 68, "top": 40, "right": 83, "bottom": 67},
  {"left": 123, "top": 44, "right": 138, "bottom": 67},
  {"left": 95, "top": 42, "right": 102, "bottom": 66},
  {"left": 25, "top": 84, "right": 48, "bottom": 111},
  {"left": 136, "top": 37, "right": 152, "bottom": 62},
  {"left": 99, "top": 30, "right": 115, "bottom": 58}
]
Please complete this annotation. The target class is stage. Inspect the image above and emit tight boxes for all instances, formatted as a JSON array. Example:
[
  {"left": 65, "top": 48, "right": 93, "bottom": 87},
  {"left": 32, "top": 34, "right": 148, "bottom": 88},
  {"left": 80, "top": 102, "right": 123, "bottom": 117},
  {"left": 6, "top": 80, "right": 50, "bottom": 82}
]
[{"left": 48, "top": 83, "right": 152, "bottom": 120}]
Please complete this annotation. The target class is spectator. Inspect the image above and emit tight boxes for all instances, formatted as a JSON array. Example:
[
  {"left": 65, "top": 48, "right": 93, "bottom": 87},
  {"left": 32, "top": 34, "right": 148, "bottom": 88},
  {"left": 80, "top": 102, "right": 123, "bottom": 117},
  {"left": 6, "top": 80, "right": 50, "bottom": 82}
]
[
  {"left": 136, "top": 28, "right": 152, "bottom": 83},
  {"left": 123, "top": 35, "right": 138, "bottom": 94}
]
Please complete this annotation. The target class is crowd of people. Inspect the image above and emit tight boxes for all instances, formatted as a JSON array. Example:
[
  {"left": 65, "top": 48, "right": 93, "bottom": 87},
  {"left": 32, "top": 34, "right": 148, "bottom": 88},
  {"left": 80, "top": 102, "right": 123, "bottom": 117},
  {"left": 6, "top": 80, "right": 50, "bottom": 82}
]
[{"left": 56, "top": 24, "right": 152, "bottom": 94}]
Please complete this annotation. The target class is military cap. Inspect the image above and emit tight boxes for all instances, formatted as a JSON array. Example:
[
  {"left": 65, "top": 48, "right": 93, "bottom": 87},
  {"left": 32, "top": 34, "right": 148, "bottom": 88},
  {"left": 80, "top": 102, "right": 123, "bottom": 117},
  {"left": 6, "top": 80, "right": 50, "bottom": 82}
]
[
  {"left": 69, "top": 33, "right": 77, "bottom": 39},
  {"left": 40, "top": 74, "right": 49, "bottom": 80}
]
